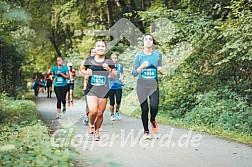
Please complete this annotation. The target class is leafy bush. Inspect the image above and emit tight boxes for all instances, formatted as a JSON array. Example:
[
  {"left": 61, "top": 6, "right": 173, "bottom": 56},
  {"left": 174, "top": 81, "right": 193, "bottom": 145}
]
[
  {"left": 0, "top": 122, "right": 77, "bottom": 166},
  {"left": 0, "top": 93, "right": 81, "bottom": 166},
  {"left": 16, "top": 91, "right": 35, "bottom": 101},
  {"left": 183, "top": 89, "right": 252, "bottom": 135},
  {"left": 0, "top": 93, "right": 39, "bottom": 124},
  {"left": 73, "top": 77, "right": 85, "bottom": 99},
  {"left": 158, "top": 74, "right": 198, "bottom": 119}
]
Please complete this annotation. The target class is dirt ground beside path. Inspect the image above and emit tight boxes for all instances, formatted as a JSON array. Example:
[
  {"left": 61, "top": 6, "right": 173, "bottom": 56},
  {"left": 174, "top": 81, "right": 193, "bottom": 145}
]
[{"left": 36, "top": 93, "right": 252, "bottom": 167}]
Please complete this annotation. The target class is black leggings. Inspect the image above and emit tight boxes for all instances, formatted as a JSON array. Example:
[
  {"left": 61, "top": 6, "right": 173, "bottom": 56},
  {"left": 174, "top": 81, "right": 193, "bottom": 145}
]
[
  {"left": 136, "top": 79, "right": 159, "bottom": 132},
  {"left": 109, "top": 89, "right": 122, "bottom": 106},
  {"left": 34, "top": 84, "right": 39, "bottom": 97},
  {"left": 54, "top": 85, "right": 68, "bottom": 109},
  {"left": 46, "top": 82, "right": 52, "bottom": 95}
]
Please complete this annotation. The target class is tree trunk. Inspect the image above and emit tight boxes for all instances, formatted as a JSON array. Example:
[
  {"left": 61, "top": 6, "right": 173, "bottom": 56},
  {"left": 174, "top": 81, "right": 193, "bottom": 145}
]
[
  {"left": 116, "top": 0, "right": 128, "bottom": 15},
  {"left": 141, "top": 0, "right": 145, "bottom": 10},
  {"left": 129, "top": 0, "right": 137, "bottom": 11},
  {"left": 49, "top": 28, "right": 61, "bottom": 57},
  {"left": 107, "top": 0, "right": 114, "bottom": 27}
]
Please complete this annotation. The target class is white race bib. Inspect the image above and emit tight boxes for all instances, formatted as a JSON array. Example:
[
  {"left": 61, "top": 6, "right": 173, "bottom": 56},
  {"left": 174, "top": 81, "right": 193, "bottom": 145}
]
[
  {"left": 91, "top": 75, "right": 106, "bottom": 86},
  {"left": 56, "top": 77, "right": 63, "bottom": 83},
  {"left": 141, "top": 68, "right": 157, "bottom": 79}
]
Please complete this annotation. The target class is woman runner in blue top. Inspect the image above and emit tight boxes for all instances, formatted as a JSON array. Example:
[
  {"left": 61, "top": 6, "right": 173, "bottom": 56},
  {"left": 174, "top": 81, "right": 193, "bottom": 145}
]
[
  {"left": 108, "top": 53, "right": 125, "bottom": 121},
  {"left": 80, "top": 39, "right": 117, "bottom": 141},
  {"left": 132, "top": 34, "right": 163, "bottom": 140},
  {"left": 52, "top": 56, "right": 70, "bottom": 119}
]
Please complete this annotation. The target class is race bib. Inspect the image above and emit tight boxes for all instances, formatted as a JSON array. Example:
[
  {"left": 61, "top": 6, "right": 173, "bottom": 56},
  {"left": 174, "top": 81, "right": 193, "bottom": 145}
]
[
  {"left": 91, "top": 75, "right": 106, "bottom": 86},
  {"left": 141, "top": 68, "right": 157, "bottom": 79},
  {"left": 56, "top": 76, "right": 63, "bottom": 83}
]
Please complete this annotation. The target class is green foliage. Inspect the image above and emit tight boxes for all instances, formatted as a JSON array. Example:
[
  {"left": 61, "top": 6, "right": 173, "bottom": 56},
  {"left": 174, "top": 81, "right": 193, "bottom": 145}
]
[
  {"left": 1, "top": 0, "right": 252, "bottom": 145},
  {"left": 73, "top": 76, "right": 85, "bottom": 99},
  {"left": 122, "top": 1, "right": 252, "bottom": 144},
  {"left": 0, "top": 93, "right": 80, "bottom": 166},
  {"left": 16, "top": 91, "right": 36, "bottom": 101},
  {"left": 158, "top": 73, "right": 198, "bottom": 119},
  {"left": 0, "top": 2, "right": 34, "bottom": 97},
  {"left": 0, "top": 93, "right": 39, "bottom": 124},
  {"left": 0, "top": 122, "right": 77, "bottom": 166},
  {"left": 183, "top": 89, "right": 252, "bottom": 135}
]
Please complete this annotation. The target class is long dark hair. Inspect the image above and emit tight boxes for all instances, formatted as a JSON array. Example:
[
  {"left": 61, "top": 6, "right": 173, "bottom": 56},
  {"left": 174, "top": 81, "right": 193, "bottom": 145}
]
[{"left": 142, "top": 34, "right": 155, "bottom": 43}]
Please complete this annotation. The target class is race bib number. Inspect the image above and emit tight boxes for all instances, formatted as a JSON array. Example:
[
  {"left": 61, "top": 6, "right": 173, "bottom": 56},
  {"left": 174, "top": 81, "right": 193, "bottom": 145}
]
[
  {"left": 91, "top": 75, "right": 106, "bottom": 86},
  {"left": 141, "top": 68, "right": 157, "bottom": 79},
  {"left": 56, "top": 76, "right": 63, "bottom": 83}
]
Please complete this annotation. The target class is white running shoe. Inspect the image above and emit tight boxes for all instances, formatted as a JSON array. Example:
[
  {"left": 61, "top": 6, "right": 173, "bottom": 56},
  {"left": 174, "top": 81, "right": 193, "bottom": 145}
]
[
  {"left": 143, "top": 131, "right": 151, "bottom": 140},
  {"left": 115, "top": 112, "right": 121, "bottom": 120},
  {"left": 111, "top": 115, "right": 115, "bottom": 121}
]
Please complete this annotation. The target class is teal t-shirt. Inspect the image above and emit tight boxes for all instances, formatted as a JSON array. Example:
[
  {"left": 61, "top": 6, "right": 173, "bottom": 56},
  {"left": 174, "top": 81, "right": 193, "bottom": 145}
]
[
  {"left": 132, "top": 50, "right": 162, "bottom": 80},
  {"left": 52, "top": 65, "right": 69, "bottom": 87}
]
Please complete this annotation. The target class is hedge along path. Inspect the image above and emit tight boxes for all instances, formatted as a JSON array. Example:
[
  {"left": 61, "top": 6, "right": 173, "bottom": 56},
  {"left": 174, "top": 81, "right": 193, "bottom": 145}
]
[{"left": 36, "top": 93, "right": 252, "bottom": 167}]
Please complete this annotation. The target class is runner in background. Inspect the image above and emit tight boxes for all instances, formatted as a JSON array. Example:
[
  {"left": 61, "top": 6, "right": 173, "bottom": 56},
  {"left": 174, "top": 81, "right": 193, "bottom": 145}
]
[
  {"left": 66, "top": 63, "right": 76, "bottom": 106},
  {"left": 32, "top": 75, "right": 39, "bottom": 99},
  {"left": 80, "top": 48, "right": 96, "bottom": 125},
  {"left": 52, "top": 56, "right": 70, "bottom": 119},
  {"left": 79, "top": 40, "right": 116, "bottom": 141},
  {"left": 132, "top": 34, "right": 163, "bottom": 140},
  {"left": 38, "top": 78, "right": 45, "bottom": 93},
  {"left": 44, "top": 70, "right": 53, "bottom": 98},
  {"left": 108, "top": 53, "right": 125, "bottom": 121}
]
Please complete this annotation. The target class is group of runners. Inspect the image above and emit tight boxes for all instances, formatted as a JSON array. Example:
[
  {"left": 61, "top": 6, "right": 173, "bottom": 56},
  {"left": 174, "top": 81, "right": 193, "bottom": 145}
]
[
  {"left": 32, "top": 72, "right": 53, "bottom": 99},
  {"left": 50, "top": 34, "right": 162, "bottom": 141}
]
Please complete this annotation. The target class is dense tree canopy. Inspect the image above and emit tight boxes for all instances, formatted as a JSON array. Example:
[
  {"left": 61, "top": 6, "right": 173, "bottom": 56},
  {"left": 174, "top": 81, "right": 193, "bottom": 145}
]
[{"left": 0, "top": 0, "right": 251, "bottom": 108}]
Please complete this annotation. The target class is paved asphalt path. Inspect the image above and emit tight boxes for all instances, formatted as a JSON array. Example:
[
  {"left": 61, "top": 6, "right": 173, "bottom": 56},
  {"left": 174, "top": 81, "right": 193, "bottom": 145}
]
[{"left": 36, "top": 93, "right": 252, "bottom": 167}]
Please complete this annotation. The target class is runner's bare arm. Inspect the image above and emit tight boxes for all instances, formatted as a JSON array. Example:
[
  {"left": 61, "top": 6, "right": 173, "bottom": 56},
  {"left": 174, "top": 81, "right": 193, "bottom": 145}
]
[
  {"left": 58, "top": 71, "right": 70, "bottom": 79},
  {"left": 102, "top": 63, "right": 117, "bottom": 79},
  {"left": 120, "top": 72, "right": 125, "bottom": 81}
]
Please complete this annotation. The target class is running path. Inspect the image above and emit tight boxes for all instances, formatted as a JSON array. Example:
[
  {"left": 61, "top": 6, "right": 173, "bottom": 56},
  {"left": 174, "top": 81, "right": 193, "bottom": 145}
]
[{"left": 36, "top": 93, "right": 252, "bottom": 167}]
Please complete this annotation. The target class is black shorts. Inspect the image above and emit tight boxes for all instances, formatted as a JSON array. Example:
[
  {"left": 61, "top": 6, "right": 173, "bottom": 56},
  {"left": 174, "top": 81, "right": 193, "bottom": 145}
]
[
  {"left": 67, "top": 83, "right": 74, "bottom": 91},
  {"left": 86, "top": 85, "right": 110, "bottom": 98}
]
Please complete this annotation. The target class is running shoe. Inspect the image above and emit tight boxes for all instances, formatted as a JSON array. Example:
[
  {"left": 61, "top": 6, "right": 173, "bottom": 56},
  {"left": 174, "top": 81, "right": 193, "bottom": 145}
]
[
  {"left": 55, "top": 114, "right": 61, "bottom": 119},
  {"left": 83, "top": 117, "right": 89, "bottom": 126},
  {"left": 71, "top": 101, "right": 74, "bottom": 106},
  {"left": 151, "top": 121, "right": 159, "bottom": 134},
  {"left": 62, "top": 108, "right": 66, "bottom": 114},
  {"left": 143, "top": 131, "right": 151, "bottom": 140},
  {"left": 67, "top": 102, "right": 71, "bottom": 107},
  {"left": 111, "top": 114, "right": 115, "bottom": 121},
  {"left": 94, "top": 131, "right": 100, "bottom": 141},
  {"left": 115, "top": 112, "right": 121, "bottom": 120},
  {"left": 88, "top": 125, "right": 95, "bottom": 134}
]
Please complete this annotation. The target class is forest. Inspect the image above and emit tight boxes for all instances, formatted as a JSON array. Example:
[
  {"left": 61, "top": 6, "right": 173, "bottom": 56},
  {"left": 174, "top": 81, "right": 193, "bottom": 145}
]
[
  {"left": 0, "top": 0, "right": 252, "bottom": 165},
  {"left": 0, "top": 0, "right": 252, "bottom": 142}
]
